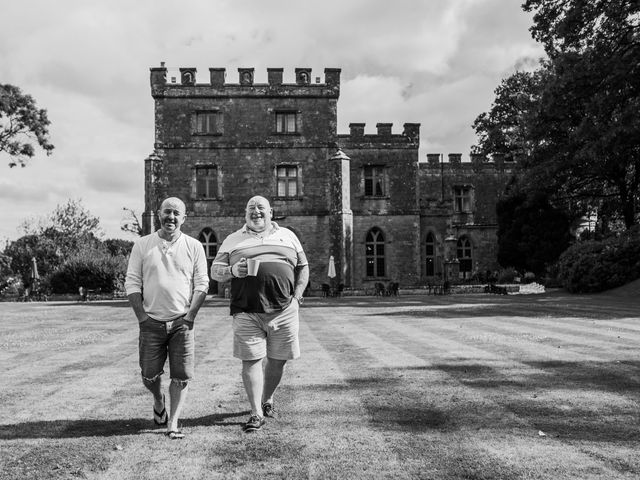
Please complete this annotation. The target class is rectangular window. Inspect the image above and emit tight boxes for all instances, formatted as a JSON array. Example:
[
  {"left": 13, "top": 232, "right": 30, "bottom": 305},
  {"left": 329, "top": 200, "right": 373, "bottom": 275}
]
[
  {"left": 364, "top": 166, "right": 385, "bottom": 196},
  {"left": 195, "top": 166, "right": 218, "bottom": 199},
  {"left": 454, "top": 186, "right": 472, "bottom": 212},
  {"left": 195, "top": 112, "right": 222, "bottom": 134},
  {"left": 276, "top": 166, "right": 298, "bottom": 197},
  {"left": 275, "top": 112, "right": 297, "bottom": 133}
]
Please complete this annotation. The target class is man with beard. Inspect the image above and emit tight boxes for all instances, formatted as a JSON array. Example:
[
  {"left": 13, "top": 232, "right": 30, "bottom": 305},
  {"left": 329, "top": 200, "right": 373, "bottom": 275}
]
[
  {"left": 125, "top": 197, "right": 209, "bottom": 439},
  {"left": 211, "top": 195, "right": 309, "bottom": 432}
]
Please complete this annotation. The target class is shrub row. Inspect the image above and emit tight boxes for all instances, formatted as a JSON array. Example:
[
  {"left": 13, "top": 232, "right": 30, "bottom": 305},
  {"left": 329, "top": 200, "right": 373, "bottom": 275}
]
[
  {"left": 48, "top": 253, "right": 128, "bottom": 294},
  {"left": 556, "top": 228, "right": 640, "bottom": 293}
]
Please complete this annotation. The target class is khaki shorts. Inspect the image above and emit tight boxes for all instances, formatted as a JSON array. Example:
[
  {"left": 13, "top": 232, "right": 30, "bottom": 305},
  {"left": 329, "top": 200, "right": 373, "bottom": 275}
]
[{"left": 232, "top": 301, "right": 300, "bottom": 361}]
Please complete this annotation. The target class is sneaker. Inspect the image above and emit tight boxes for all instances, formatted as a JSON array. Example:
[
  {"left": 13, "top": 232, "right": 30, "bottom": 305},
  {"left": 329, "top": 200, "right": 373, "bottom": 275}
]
[
  {"left": 262, "top": 402, "right": 277, "bottom": 418},
  {"left": 243, "top": 414, "right": 265, "bottom": 432}
]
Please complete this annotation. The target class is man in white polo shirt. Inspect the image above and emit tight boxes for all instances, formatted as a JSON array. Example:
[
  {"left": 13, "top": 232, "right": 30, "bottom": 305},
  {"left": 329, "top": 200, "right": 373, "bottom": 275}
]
[{"left": 211, "top": 195, "right": 309, "bottom": 432}]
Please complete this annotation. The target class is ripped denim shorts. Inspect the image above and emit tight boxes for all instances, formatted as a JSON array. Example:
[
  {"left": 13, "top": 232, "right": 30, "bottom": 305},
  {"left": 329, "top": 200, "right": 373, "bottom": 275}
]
[{"left": 138, "top": 317, "right": 194, "bottom": 383}]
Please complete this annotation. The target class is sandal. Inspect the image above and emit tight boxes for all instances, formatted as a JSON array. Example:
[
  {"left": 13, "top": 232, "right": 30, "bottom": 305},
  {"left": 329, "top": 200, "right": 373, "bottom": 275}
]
[
  {"left": 166, "top": 430, "right": 185, "bottom": 440},
  {"left": 153, "top": 395, "right": 168, "bottom": 426}
]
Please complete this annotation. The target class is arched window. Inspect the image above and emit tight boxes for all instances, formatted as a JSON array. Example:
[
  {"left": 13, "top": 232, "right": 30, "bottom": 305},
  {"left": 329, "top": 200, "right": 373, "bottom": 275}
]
[
  {"left": 457, "top": 236, "right": 473, "bottom": 279},
  {"left": 198, "top": 228, "right": 218, "bottom": 293},
  {"left": 365, "top": 227, "right": 385, "bottom": 277},
  {"left": 425, "top": 232, "right": 436, "bottom": 277}
]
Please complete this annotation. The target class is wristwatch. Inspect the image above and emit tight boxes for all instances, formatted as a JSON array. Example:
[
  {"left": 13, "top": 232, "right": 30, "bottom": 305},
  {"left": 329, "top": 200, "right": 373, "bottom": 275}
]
[{"left": 294, "top": 295, "right": 304, "bottom": 304}]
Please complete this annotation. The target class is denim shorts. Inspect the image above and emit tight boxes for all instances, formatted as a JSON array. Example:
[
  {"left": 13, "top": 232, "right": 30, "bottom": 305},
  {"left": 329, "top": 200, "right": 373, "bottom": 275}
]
[
  {"left": 138, "top": 317, "right": 195, "bottom": 382},
  {"left": 232, "top": 300, "right": 300, "bottom": 361}
]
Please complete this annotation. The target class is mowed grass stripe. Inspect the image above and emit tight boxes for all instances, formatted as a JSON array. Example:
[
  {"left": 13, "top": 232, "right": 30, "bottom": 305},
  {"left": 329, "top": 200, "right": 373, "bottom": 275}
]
[
  {"left": 281, "top": 308, "right": 422, "bottom": 479},
  {"left": 485, "top": 314, "right": 640, "bottom": 348},
  {"left": 331, "top": 308, "right": 638, "bottom": 478},
  {"left": 303, "top": 308, "right": 576, "bottom": 478},
  {"left": 478, "top": 315, "right": 640, "bottom": 361}
]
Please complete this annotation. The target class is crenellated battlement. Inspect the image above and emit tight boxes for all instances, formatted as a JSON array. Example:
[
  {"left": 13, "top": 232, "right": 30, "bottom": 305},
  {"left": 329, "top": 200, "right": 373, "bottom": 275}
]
[
  {"left": 338, "top": 122, "right": 421, "bottom": 146},
  {"left": 421, "top": 153, "right": 516, "bottom": 172},
  {"left": 150, "top": 62, "right": 341, "bottom": 93}
]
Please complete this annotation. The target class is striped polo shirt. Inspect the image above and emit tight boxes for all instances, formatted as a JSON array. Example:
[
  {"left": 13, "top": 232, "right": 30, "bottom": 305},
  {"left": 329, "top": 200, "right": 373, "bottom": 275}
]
[{"left": 213, "top": 222, "right": 308, "bottom": 314}]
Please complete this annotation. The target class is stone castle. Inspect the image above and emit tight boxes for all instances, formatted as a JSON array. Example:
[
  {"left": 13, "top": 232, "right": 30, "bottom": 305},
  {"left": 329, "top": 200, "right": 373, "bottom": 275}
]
[{"left": 143, "top": 64, "right": 515, "bottom": 294}]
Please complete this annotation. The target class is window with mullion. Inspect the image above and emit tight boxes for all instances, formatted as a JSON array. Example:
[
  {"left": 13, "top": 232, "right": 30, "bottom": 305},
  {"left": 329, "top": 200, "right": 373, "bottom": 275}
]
[
  {"left": 195, "top": 166, "right": 218, "bottom": 199},
  {"left": 365, "top": 228, "right": 385, "bottom": 277},
  {"left": 457, "top": 237, "right": 473, "bottom": 276},
  {"left": 275, "top": 112, "right": 297, "bottom": 133},
  {"left": 425, "top": 232, "right": 435, "bottom": 276},
  {"left": 454, "top": 186, "right": 472, "bottom": 212},
  {"left": 195, "top": 112, "right": 222, "bottom": 135},
  {"left": 276, "top": 165, "right": 298, "bottom": 197},
  {"left": 364, "top": 166, "right": 386, "bottom": 197}
]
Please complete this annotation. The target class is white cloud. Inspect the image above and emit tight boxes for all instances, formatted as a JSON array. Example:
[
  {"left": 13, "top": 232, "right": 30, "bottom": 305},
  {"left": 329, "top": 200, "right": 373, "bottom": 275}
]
[{"left": 0, "top": 0, "right": 543, "bottom": 243}]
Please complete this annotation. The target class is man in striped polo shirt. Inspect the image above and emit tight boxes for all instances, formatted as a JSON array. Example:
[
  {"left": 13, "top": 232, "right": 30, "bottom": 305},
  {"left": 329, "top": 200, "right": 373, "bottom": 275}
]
[{"left": 212, "top": 195, "right": 309, "bottom": 432}]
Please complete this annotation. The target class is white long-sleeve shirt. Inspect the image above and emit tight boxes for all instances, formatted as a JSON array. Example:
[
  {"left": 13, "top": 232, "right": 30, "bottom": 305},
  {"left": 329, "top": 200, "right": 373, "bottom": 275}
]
[{"left": 125, "top": 231, "right": 209, "bottom": 321}]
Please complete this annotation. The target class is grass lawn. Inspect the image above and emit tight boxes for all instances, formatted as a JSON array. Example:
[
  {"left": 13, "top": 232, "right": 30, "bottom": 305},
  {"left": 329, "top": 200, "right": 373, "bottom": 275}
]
[{"left": 0, "top": 288, "right": 639, "bottom": 479}]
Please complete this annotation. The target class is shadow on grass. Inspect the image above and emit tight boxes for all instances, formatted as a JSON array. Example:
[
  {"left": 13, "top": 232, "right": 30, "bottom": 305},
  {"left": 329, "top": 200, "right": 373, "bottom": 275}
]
[
  {"left": 293, "top": 359, "right": 640, "bottom": 444},
  {"left": 361, "top": 292, "right": 639, "bottom": 320},
  {"left": 43, "top": 297, "right": 232, "bottom": 309},
  {"left": 0, "top": 410, "right": 249, "bottom": 440}
]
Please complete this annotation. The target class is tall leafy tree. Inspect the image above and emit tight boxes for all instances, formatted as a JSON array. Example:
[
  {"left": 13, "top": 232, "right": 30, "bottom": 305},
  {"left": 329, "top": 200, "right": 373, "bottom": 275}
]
[
  {"left": 496, "top": 191, "right": 572, "bottom": 275},
  {"left": 0, "top": 84, "right": 54, "bottom": 167},
  {"left": 474, "top": 0, "right": 640, "bottom": 230},
  {"left": 472, "top": 69, "right": 548, "bottom": 162}
]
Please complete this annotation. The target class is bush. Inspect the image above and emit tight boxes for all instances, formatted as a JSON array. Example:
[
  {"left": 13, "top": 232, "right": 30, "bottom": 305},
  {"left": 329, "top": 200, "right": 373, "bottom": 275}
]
[
  {"left": 556, "top": 228, "right": 640, "bottom": 293},
  {"left": 497, "top": 267, "right": 518, "bottom": 283},
  {"left": 48, "top": 251, "right": 128, "bottom": 294}
]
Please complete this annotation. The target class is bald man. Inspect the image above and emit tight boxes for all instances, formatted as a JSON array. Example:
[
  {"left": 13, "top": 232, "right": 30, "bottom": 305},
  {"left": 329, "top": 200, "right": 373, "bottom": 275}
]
[
  {"left": 212, "top": 195, "right": 309, "bottom": 432},
  {"left": 125, "top": 197, "right": 209, "bottom": 439}
]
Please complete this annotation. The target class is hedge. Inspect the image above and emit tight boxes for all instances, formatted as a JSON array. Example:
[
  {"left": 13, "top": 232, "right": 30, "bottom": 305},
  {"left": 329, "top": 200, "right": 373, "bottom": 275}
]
[{"left": 556, "top": 229, "right": 640, "bottom": 293}]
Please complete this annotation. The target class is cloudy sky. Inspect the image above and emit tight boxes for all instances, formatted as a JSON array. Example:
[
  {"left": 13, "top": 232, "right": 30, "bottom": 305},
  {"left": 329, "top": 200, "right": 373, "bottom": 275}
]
[{"left": 0, "top": 0, "right": 543, "bottom": 243}]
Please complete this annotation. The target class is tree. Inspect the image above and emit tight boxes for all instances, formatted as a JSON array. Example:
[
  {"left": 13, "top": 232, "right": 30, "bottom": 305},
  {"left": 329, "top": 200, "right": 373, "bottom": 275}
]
[
  {"left": 0, "top": 84, "right": 54, "bottom": 167},
  {"left": 120, "top": 207, "right": 143, "bottom": 236},
  {"left": 7, "top": 200, "right": 103, "bottom": 287},
  {"left": 496, "top": 191, "right": 572, "bottom": 276},
  {"left": 472, "top": 69, "right": 548, "bottom": 162},
  {"left": 474, "top": 0, "right": 640, "bottom": 230},
  {"left": 104, "top": 238, "right": 134, "bottom": 257},
  {"left": 21, "top": 198, "right": 102, "bottom": 239}
]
